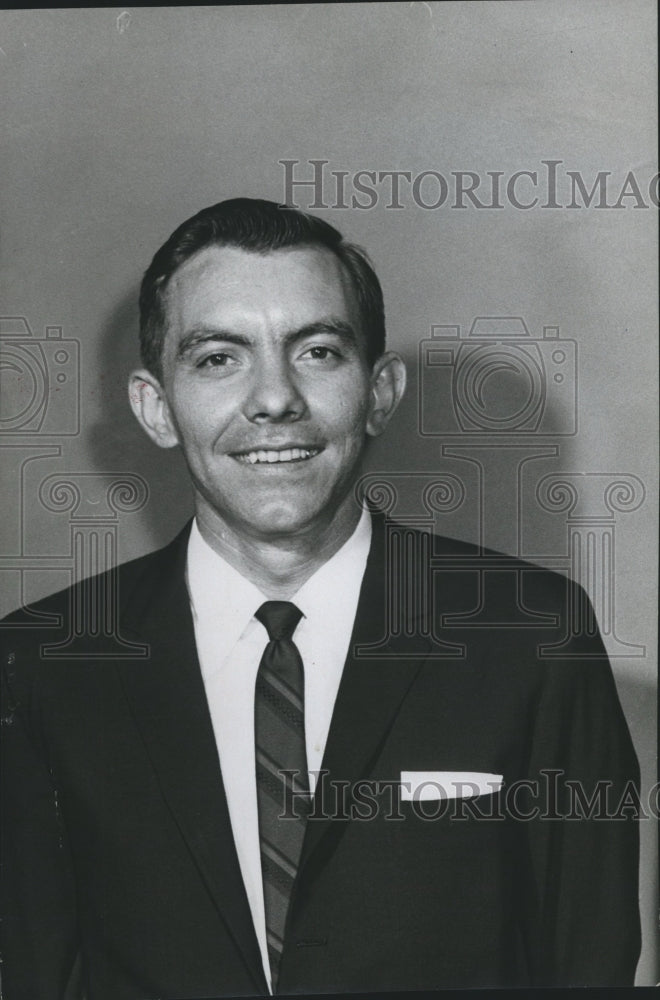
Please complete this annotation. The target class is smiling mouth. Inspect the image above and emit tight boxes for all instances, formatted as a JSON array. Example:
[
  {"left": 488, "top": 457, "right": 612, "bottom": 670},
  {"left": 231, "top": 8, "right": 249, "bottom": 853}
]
[{"left": 232, "top": 447, "right": 323, "bottom": 465}]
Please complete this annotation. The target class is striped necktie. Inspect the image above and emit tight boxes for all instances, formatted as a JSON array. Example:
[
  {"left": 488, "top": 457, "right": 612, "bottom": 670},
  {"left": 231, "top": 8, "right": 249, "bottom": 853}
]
[{"left": 254, "top": 601, "right": 310, "bottom": 990}]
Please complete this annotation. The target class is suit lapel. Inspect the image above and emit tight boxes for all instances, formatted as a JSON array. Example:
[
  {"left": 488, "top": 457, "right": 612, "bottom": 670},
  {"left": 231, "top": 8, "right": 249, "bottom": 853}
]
[
  {"left": 297, "top": 512, "right": 431, "bottom": 883},
  {"left": 117, "top": 525, "right": 267, "bottom": 994}
]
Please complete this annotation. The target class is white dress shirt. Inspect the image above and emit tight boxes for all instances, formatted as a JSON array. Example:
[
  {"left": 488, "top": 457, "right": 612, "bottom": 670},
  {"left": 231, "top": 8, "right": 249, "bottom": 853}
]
[{"left": 186, "top": 509, "right": 372, "bottom": 992}]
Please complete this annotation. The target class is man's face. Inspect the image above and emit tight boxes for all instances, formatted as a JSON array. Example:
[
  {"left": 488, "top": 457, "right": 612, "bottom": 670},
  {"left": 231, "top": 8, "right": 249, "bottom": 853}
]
[{"left": 133, "top": 244, "right": 403, "bottom": 543}]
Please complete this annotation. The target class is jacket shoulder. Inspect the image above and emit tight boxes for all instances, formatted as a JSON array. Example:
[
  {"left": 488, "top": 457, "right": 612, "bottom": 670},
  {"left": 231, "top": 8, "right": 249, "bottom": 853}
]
[
  {"left": 418, "top": 525, "right": 575, "bottom": 599},
  {"left": 407, "top": 526, "right": 604, "bottom": 659},
  {"left": 2, "top": 541, "right": 174, "bottom": 625},
  {"left": 0, "top": 524, "right": 190, "bottom": 669}
]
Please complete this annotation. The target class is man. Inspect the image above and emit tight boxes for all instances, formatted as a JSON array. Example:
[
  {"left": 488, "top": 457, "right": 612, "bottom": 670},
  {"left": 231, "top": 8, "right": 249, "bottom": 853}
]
[{"left": 1, "top": 199, "right": 641, "bottom": 998}]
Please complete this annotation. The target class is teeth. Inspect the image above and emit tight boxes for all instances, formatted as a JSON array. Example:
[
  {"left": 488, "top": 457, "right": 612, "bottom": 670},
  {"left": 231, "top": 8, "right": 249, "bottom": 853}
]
[{"left": 235, "top": 447, "right": 319, "bottom": 465}]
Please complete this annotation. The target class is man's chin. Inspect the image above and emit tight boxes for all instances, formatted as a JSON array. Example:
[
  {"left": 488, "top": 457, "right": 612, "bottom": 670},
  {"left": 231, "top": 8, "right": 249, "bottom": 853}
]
[
  {"left": 238, "top": 506, "right": 325, "bottom": 541},
  {"left": 195, "top": 477, "right": 361, "bottom": 544},
  {"left": 219, "top": 497, "right": 356, "bottom": 544}
]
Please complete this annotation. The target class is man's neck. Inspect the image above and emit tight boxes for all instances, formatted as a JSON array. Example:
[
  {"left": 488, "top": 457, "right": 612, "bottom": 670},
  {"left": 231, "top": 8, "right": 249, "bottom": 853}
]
[{"left": 194, "top": 501, "right": 364, "bottom": 599}]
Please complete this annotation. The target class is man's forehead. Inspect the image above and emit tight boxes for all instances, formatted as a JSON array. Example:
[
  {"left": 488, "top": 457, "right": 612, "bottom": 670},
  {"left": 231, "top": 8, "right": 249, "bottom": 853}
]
[{"left": 165, "top": 243, "right": 357, "bottom": 313}]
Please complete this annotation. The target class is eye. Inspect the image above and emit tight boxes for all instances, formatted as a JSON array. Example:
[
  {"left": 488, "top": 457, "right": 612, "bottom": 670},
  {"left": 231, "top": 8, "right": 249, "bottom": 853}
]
[
  {"left": 197, "top": 352, "right": 235, "bottom": 369},
  {"left": 301, "top": 345, "right": 340, "bottom": 361}
]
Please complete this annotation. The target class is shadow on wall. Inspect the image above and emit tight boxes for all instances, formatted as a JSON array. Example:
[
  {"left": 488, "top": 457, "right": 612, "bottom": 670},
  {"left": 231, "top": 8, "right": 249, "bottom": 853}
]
[
  {"left": 87, "top": 287, "right": 193, "bottom": 556},
  {"left": 364, "top": 318, "right": 581, "bottom": 567}
]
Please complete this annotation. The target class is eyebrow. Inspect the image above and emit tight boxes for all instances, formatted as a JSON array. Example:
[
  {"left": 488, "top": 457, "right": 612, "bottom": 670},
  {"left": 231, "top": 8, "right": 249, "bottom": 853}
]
[{"left": 175, "top": 317, "right": 358, "bottom": 360}]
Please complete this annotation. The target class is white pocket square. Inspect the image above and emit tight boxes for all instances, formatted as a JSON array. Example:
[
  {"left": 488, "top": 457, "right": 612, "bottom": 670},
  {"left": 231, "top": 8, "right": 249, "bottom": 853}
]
[{"left": 400, "top": 771, "right": 503, "bottom": 801}]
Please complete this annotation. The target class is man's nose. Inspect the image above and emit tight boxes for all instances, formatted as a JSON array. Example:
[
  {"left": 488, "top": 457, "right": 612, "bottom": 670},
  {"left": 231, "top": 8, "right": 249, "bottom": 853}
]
[{"left": 243, "top": 355, "right": 306, "bottom": 423}]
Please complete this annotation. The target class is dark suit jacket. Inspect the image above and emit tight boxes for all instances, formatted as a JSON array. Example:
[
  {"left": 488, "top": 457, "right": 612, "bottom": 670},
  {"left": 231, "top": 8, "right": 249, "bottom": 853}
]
[{"left": 1, "top": 515, "right": 641, "bottom": 998}]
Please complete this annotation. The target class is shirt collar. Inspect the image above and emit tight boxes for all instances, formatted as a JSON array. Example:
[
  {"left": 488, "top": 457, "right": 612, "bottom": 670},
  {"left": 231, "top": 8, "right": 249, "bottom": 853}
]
[
  {"left": 290, "top": 507, "right": 371, "bottom": 626},
  {"left": 186, "top": 507, "right": 372, "bottom": 648},
  {"left": 186, "top": 521, "right": 267, "bottom": 663}
]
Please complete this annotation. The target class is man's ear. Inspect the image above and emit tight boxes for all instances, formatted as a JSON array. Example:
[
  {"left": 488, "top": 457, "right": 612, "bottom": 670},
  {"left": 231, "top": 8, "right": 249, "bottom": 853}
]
[
  {"left": 128, "top": 369, "right": 180, "bottom": 449},
  {"left": 366, "top": 352, "right": 407, "bottom": 438}
]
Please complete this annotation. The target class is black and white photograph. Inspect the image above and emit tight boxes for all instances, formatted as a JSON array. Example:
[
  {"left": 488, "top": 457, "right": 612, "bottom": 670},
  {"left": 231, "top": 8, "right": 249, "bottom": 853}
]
[{"left": 1, "top": 3, "right": 657, "bottom": 996}]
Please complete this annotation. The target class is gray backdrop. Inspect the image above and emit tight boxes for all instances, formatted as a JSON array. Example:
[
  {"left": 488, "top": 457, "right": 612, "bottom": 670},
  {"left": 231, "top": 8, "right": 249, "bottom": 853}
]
[{"left": 1, "top": 2, "right": 657, "bottom": 985}]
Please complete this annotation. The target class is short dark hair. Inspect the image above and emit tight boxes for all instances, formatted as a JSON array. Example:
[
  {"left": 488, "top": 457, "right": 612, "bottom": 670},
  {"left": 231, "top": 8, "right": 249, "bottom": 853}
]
[{"left": 138, "top": 198, "right": 386, "bottom": 379}]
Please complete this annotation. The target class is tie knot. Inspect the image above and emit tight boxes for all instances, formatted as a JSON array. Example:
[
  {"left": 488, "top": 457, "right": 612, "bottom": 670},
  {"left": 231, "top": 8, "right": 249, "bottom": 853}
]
[{"left": 255, "top": 601, "right": 302, "bottom": 641}]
